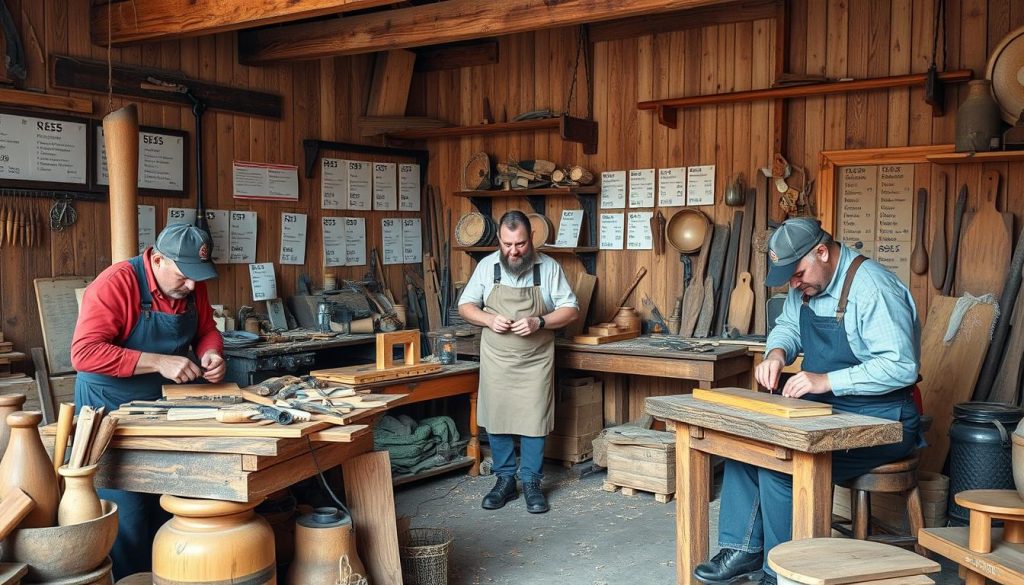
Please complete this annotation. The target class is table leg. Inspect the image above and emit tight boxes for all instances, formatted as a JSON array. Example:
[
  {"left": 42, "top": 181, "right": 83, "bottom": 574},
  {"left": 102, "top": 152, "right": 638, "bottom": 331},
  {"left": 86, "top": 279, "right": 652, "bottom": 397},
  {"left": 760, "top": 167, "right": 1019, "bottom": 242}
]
[
  {"left": 677, "top": 424, "right": 710, "bottom": 585},
  {"left": 791, "top": 451, "right": 832, "bottom": 539},
  {"left": 467, "top": 392, "right": 480, "bottom": 476},
  {"left": 968, "top": 510, "right": 992, "bottom": 553}
]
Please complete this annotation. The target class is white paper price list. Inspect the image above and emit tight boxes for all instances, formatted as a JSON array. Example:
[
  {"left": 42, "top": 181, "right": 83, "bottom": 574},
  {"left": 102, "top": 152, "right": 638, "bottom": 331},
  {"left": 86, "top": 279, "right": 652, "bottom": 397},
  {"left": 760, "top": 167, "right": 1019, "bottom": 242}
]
[{"left": 322, "top": 217, "right": 347, "bottom": 267}]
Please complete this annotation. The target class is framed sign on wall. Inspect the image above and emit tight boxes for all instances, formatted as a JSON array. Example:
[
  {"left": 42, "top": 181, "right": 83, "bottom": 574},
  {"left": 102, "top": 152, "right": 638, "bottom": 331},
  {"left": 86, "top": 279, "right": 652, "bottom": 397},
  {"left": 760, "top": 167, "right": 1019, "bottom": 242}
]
[
  {"left": 0, "top": 108, "right": 91, "bottom": 191},
  {"left": 93, "top": 124, "right": 188, "bottom": 198}
]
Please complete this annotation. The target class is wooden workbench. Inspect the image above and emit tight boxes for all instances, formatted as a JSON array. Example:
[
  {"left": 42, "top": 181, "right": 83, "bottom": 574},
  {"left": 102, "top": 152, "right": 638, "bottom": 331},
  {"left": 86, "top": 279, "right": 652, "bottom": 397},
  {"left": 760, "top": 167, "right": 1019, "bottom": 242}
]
[
  {"left": 223, "top": 331, "right": 378, "bottom": 386},
  {"left": 645, "top": 393, "right": 903, "bottom": 585}
]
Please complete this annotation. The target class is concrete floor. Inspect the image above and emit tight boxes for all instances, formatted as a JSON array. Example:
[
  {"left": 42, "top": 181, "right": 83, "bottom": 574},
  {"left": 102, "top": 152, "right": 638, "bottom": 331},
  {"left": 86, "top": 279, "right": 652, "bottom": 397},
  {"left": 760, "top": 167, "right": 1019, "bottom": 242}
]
[{"left": 393, "top": 463, "right": 964, "bottom": 585}]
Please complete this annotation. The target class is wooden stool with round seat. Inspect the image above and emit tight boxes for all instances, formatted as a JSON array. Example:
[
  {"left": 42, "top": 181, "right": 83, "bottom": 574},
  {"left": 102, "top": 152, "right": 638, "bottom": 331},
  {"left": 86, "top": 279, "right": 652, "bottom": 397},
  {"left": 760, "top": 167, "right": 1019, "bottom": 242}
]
[
  {"left": 767, "top": 538, "right": 940, "bottom": 585},
  {"left": 834, "top": 452, "right": 927, "bottom": 555}
]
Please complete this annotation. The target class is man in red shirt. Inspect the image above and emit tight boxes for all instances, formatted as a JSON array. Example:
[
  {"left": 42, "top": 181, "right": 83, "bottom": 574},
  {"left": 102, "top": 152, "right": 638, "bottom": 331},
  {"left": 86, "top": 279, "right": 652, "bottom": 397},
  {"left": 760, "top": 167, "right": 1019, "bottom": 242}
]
[{"left": 71, "top": 223, "right": 224, "bottom": 579}]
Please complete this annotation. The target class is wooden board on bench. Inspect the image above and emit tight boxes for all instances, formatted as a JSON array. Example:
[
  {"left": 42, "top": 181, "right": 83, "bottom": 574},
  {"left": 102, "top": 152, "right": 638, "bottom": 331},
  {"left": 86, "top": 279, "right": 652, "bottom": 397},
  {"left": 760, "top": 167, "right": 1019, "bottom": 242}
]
[{"left": 694, "top": 387, "right": 833, "bottom": 418}]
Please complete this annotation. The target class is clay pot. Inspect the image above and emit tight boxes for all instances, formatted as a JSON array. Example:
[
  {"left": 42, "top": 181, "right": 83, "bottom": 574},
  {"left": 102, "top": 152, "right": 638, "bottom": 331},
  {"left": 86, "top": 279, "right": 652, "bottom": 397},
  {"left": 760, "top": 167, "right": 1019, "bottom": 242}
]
[
  {"left": 287, "top": 507, "right": 367, "bottom": 585},
  {"left": 0, "top": 411, "right": 60, "bottom": 528},
  {"left": 0, "top": 393, "right": 26, "bottom": 457},
  {"left": 153, "top": 495, "right": 276, "bottom": 585},
  {"left": 1014, "top": 419, "right": 1024, "bottom": 500},
  {"left": 955, "top": 80, "right": 1003, "bottom": 152},
  {"left": 0, "top": 500, "right": 118, "bottom": 581},
  {"left": 58, "top": 464, "right": 103, "bottom": 526},
  {"left": 612, "top": 307, "right": 641, "bottom": 333}
]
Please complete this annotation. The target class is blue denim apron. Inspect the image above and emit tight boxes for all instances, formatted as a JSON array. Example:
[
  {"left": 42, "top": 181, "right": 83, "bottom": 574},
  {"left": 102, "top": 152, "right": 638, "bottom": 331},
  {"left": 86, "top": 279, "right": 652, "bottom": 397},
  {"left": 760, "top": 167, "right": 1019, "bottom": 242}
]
[
  {"left": 717, "top": 255, "right": 920, "bottom": 576},
  {"left": 74, "top": 254, "right": 198, "bottom": 580}
]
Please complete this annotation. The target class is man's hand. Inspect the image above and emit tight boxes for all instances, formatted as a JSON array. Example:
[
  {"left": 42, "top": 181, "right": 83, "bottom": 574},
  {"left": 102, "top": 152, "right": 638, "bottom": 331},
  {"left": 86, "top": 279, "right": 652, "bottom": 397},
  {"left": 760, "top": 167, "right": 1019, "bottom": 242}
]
[
  {"left": 510, "top": 316, "right": 540, "bottom": 337},
  {"left": 489, "top": 314, "right": 512, "bottom": 334},
  {"left": 155, "top": 355, "right": 203, "bottom": 384},
  {"left": 781, "top": 371, "right": 831, "bottom": 398},
  {"left": 755, "top": 350, "right": 787, "bottom": 392},
  {"left": 201, "top": 350, "right": 226, "bottom": 383}
]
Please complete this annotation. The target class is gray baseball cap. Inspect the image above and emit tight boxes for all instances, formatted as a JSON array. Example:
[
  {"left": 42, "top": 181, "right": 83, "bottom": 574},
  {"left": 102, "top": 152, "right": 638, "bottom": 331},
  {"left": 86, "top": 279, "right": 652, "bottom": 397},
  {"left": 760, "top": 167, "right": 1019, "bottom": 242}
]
[
  {"left": 154, "top": 223, "right": 218, "bottom": 282},
  {"left": 765, "top": 218, "right": 827, "bottom": 287}
]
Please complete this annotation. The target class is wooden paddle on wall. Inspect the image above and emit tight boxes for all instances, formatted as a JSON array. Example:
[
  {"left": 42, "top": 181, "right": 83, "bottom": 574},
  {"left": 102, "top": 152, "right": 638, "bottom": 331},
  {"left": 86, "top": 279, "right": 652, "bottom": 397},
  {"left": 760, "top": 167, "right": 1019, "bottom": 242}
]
[
  {"left": 929, "top": 173, "right": 947, "bottom": 290},
  {"left": 679, "top": 228, "right": 713, "bottom": 337},
  {"left": 956, "top": 171, "right": 1012, "bottom": 297}
]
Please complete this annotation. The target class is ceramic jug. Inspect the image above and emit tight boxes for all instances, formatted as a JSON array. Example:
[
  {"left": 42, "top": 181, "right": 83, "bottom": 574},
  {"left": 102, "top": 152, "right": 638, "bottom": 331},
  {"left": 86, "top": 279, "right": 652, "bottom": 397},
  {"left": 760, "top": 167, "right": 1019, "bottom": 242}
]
[
  {"left": 955, "top": 80, "right": 1002, "bottom": 152},
  {"left": 0, "top": 411, "right": 60, "bottom": 528},
  {"left": 57, "top": 464, "right": 103, "bottom": 526}
]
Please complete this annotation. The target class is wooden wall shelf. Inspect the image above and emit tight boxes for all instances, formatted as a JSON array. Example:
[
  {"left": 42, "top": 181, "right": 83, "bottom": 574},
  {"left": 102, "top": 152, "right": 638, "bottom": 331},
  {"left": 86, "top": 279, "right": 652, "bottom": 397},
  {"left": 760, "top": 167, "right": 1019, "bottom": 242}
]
[
  {"left": 926, "top": 150, "right": 1024, "bottom": 164},
  {"left": 638, "top": 70, "right": 974, "bottom": 128},
  {"left": 455, "top": 185, "right": 599, "bottom": 219},
  {"left": 386, "top": 114, "right": 599, "bottom": 154},
  {"left": 455, "top": 246, "right": 598, "bottom": 275}
]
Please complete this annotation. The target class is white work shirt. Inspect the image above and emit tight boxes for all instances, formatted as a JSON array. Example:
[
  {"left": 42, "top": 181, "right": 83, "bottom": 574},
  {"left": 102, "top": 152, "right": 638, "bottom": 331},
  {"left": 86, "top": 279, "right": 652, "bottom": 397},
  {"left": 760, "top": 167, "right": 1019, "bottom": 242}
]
[{"left": 458, "top": 252, "right": 578, "bottom": 313}]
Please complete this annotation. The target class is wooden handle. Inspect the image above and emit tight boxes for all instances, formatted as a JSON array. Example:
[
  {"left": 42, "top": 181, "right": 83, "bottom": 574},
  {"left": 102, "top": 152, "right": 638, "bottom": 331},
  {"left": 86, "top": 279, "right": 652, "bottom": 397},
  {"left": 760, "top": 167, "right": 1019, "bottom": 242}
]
[
  {"left": 87, "top": 416, "right": 119, "bottom": 466},
  {"left": 606, "top": 266, "right": 647, "bottom": 321},
  {"left": 0, "top": 488, "right": 35, "bottom": 541},
  {"left": 216, "top": 409, "right": 258, "bottom": 423},
  {"left": 930, "top": 173, "right": 948, "bottom": 290},
  {"left": 911, "top": 188, "right": 928, "bottom": 275},
  {"left": 103, "top": 104, "right": 140, "bottom": 264},
  {"left": 52, "top": 402, "right": 75, "bottom": 473}
]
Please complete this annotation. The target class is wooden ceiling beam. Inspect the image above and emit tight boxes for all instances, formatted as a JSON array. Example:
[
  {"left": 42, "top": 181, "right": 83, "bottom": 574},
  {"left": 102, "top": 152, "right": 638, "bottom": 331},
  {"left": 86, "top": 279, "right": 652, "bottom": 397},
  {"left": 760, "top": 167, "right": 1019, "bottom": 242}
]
[
  {"left": 238, "top": 0, "right": 724, "bottom": 64},
  {"left": 91, "top": 0, "right": 396, "bottom": 46}
]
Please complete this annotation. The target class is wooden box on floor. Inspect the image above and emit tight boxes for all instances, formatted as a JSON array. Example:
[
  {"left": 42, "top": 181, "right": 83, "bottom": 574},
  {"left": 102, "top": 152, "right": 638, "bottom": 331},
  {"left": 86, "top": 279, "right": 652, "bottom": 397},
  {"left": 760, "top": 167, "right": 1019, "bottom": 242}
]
[
  {"left": 545, "top": 376, "right": 604, "bottom": 465},
  {"left": 544, "top": 430, "right": 600, "bottom": 464},
  {"left": 604, "top": 440, "right": 676, "bottom": 503}
]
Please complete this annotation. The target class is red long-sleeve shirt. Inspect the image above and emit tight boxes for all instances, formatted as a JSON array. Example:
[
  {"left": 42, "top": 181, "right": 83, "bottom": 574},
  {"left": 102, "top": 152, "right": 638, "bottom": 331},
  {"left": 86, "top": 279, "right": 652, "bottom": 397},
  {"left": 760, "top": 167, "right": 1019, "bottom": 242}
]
[{"left": 71, "top": 248, "right": 223, "bottom": 377}]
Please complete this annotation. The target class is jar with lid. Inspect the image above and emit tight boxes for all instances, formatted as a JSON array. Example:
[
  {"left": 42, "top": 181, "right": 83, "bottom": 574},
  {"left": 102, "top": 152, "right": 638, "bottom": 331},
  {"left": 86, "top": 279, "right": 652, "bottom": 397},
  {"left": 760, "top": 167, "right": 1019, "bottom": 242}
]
[{"left": 433, "top": 333, "right": 457, "bottom": 365}]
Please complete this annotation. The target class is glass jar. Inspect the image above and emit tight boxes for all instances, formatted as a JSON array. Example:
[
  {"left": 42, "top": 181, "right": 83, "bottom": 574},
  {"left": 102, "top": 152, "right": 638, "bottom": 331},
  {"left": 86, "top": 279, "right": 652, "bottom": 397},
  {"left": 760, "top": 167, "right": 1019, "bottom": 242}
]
[{"left": 433, "top": 333, "right": 457, "bottom": 365}]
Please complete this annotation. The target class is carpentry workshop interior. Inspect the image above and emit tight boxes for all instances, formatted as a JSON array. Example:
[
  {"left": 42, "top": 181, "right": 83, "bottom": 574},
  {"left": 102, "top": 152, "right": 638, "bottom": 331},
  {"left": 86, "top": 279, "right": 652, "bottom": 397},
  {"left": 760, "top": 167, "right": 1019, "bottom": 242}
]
[{"left": 5, "top": 0, "right": 1024, "bottom": 584}]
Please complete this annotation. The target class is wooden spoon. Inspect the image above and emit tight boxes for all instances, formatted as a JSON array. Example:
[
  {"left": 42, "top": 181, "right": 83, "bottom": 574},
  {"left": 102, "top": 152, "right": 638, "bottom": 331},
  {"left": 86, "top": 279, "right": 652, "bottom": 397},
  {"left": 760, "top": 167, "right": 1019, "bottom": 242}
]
[{"left": 911, "top": 188, "right": 928, "bottom": 275}]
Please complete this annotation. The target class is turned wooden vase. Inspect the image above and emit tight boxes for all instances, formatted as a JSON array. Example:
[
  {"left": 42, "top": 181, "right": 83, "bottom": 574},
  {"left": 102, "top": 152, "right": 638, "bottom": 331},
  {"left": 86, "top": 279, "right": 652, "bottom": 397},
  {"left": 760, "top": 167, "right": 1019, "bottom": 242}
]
[
  {"left": 0, "top": 393, "right": 26, "bottom": 457},
  {"left": 58, "top": 464, "right": 103, "bottom": 526},
  {"left": 287, "top": 507, "right": 367, "bottom": 585},
  {"left": 153, "top": 495, "right": 276, "bottom": 584},
  {"left": 0, "top": 411, "right": 60, "bottom": 528},
  {"left": 612, "top": 307, "right": 641, "bottom": 333}
]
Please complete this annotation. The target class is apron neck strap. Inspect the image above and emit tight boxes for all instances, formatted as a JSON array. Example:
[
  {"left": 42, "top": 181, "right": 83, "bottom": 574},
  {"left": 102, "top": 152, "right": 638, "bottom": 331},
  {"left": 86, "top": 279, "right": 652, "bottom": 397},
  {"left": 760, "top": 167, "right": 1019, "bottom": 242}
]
[
  {"left": 813, "top": 254, "right": 867, "bottom": 321},
  {"left": 129, "top": 254, "right": 154, "bottom": 311},
  {"left": 493, "top": 263, "right": 502, "bottom": 284},
  {"left": 492, "top": 261, "right": 542, "bottom": 286}
]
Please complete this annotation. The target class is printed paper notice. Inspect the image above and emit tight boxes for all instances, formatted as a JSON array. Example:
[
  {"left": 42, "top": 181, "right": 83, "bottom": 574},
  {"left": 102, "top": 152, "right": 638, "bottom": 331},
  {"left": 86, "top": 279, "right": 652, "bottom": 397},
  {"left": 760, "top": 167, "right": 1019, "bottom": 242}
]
[
  {"left": 280, "top": 213, "right": 307, "bottom": 265},
  {"left": 658, "top": 167, "right": 687, "bottom": 207},
  {"left": 347, "top": 161, "right": 372, "bottom": 210},
  {"left": 204, "top": 210, "right": 231, "bottom": 263},
  {"left": 166, "top": 207, "right": 196, "bottom": 227},
  {"left": 399, "top": 163, "right": 421, "bottom": 211},
  {"left": 137, "top": 205, "right": 156, "bottom": 254},
  {"left": 321, "top": 158, "right": 348, "bottom": 210},
  {"left": 232, "top": 161, "right": 299, "bottom": 201},
  {"left": 553, "top": 209, "right": 584, "bottom": 248},
  {"left": 628, "top": 168, "right": 656, "bottom": 208},
  {"left": 686, "top": 165, "right": 716, "bottom": 206},
  {"left": 627, "top": 211, "right": 653, "bottom": 250},
  {"left": 402, "top": 218, "right": 422, "bottom": 264},
  {"left": 601, "top": 171, "right": 627, "bottom": 209},
  {"left": 248, "top": 263, "right": 277, "bottom": 301},
  {"left": 381, "top": 218, "right": 405, "bottom": 265},
  {"left": 228, "top": 211, "right": 257, "bottom": 264},
  {"left": 97, "top": 128, "right": 185, "bottom": 192},
  {"left": 837, "top": 166, "right": 878, "bottom": 243},
  {"left": 0, "top": 113, "right": 88, "bottom": 185},
  {"left": 600, "top": 213, "right": 625, "bottom": 250},
  {"left": 373, "top": 162, "right": 397, "bottom": 210},
  {"left": 345, "top": 217, "right": 366, "bottom": 265},
  {"left": 322, "top": 217, "right": 347, "bottom": 267}
]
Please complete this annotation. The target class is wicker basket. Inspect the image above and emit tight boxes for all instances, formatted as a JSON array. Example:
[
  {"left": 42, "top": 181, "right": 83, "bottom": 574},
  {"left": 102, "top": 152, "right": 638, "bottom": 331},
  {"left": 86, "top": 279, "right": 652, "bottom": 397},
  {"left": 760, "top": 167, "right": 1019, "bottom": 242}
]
[{"left": 399, "top": 527, "right": 453, "bottom": 585}]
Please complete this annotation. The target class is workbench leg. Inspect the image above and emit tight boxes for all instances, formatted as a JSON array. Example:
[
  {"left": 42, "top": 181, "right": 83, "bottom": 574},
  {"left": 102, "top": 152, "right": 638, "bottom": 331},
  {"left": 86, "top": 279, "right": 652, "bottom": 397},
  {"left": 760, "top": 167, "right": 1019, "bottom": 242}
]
[
  {"left": 603, "top": 374, "right": 630, "bottom": 425},
  {"left": 791, "top": 451, "right": 832, "bottom": 539},
  {"left": 677, "top": 423, "right": 710, "bottom": 585},
  {"left": 467, "top": 392, "right": 480, "bottom": 476}
]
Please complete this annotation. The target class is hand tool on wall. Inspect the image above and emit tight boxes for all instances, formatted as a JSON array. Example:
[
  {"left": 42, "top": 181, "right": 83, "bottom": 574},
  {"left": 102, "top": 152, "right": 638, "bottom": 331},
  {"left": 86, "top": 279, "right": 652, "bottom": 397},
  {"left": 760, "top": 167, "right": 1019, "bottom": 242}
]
[
  {"left": 911, "top": 188, "right": 928, "bottom": 275},
  {"left": 604, "top": 266, "right": 647, "bottom": 322},
  {"left": 942, "top": 185, "right": 967, "bottom": 296},
  {"left": 930, "top": 173, "right": 948, "bottom": 290}
]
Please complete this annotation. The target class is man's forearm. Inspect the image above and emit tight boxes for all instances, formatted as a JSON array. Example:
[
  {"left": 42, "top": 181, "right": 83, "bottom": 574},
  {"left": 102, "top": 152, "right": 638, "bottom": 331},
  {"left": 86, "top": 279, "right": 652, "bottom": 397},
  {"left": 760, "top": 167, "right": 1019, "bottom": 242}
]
[
  {"left": 458, "top": 303, "right": 494, "bottom": 328},
  {"left": 541, "top": 306, "right": 578, "bottom": 329}
]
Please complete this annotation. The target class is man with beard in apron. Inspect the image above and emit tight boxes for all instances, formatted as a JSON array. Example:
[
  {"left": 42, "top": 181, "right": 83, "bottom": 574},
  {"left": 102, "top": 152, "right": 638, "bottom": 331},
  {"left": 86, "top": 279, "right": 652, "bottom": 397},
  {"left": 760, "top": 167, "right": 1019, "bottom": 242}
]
[
  {"left": 458, "top": 210, "right": 578, "bottom": 514},
  {"left": 71, "top": 223, "right": 225, "bottom": 579},
  {"left": 694, "top": 218, "right": 922, "bottom": 585}
]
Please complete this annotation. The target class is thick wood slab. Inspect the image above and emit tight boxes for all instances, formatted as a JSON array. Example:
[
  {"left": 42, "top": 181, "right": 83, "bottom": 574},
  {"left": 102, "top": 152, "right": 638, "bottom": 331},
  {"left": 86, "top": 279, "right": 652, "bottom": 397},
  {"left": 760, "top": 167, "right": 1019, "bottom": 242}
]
[
  {"left": 162, "top": 382, "right": 241, "bottom": 399},
  {"left": 570, "top": 331, "right": 639, "bottom": 345},
  {"left": 312, "top": 362, "right": 441, "bottom": 384},
  {"left": 694, "top": 387, "right": 832, "bottom": 418},
  {"left": 920, "top": 527, "right": 1024, "bottom": 585},
  {"left": 768, "top": 538, "right": 939, "bottom": 585},
  {"left": 645, "top": 394, "right": 902, "bottom": 453}
]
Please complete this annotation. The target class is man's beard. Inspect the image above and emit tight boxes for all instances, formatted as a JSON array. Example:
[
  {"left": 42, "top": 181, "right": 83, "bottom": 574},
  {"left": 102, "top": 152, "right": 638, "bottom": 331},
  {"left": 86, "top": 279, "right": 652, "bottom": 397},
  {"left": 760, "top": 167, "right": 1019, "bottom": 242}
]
[{"left": 500, "top": 246, "right": 537, "bottom": 278}]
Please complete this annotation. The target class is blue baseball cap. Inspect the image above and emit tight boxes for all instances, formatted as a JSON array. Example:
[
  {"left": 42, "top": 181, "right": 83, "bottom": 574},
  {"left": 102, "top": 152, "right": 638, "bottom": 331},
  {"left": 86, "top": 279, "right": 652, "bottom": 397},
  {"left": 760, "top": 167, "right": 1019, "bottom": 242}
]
[
  {"left": 765, "top": 218, "right": 827, "bottom": 287},
  {"left": 154, "top": 223, "right": 218, "bottom": 282}
]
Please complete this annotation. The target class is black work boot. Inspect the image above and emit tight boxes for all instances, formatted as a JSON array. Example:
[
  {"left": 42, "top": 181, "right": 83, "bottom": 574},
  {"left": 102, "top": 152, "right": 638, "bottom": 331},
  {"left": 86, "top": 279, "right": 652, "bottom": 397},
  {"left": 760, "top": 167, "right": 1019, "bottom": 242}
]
[
  {"left": 693, "top": 548, "right": 763, "bottom": 584},
  {"left": 522, "top": 480, "right": 549, "bottom": 514},
  {"left": 481, "top": 475, "right": 518, "bottom": 509}
]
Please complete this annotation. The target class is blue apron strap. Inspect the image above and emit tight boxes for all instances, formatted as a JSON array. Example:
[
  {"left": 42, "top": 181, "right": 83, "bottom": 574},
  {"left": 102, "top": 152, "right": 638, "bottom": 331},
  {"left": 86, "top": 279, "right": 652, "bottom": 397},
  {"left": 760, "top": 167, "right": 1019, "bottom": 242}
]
[
  {"left": 493, "top": 263, "right": 502, "bottom": 284},
  {"left": 128, "top": 255, "right": 154, "bottom": 311},
  {"left": 533, "top": 263, "right": 541, "bottom": 286}
]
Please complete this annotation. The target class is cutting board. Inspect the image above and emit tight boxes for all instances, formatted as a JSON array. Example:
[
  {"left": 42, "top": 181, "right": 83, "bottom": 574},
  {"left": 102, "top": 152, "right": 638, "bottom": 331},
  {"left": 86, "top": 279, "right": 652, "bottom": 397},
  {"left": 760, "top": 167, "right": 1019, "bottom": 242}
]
[
  {"left": 956, "top": 171, "right": 1012, "bottom": 297},
  {"left": 918, "top": 296, "right": 998, "bottom": 473},
  {"left": 694, "top": 387, "right": 833, "bottom": 418},
  {"left": 727, "top": 272, "right": 754, "bottom": 335}
]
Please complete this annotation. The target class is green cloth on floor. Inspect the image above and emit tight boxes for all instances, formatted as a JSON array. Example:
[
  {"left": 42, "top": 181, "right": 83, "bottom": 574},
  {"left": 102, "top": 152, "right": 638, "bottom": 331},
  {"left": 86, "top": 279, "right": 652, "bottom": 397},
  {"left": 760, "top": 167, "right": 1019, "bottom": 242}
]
[{"left": 374, "top": 414, "right": 465, "bottom": 475}]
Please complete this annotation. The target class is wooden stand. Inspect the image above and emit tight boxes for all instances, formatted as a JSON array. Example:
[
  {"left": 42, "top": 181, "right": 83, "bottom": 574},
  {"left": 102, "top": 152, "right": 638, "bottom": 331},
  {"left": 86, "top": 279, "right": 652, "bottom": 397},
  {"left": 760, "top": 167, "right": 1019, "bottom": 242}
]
[{"left": 312, "top": 331, "right": 441, "bottom": 384}]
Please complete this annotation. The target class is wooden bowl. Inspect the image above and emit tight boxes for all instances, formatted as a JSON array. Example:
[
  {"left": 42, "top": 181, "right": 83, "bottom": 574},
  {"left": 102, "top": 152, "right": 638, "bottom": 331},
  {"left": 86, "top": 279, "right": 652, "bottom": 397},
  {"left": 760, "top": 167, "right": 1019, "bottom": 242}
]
[
  {"left": 666, "top": 209, "right": 710, "bottom": 254},
  {"left": 0, "top": 500, "right": 118, "bottom": 581}
]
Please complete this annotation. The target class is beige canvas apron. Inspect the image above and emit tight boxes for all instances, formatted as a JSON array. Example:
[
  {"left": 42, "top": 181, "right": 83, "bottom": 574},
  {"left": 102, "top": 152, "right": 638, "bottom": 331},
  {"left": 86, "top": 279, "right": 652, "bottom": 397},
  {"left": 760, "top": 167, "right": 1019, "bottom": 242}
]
[{"left": 478, "top": 263, "right": 555, "bottom": 436}]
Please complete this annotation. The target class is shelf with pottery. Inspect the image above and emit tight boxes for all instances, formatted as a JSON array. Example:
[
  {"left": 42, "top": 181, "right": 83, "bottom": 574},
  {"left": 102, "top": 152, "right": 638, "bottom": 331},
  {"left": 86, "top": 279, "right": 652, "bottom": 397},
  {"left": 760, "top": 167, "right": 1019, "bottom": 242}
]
[
  {"left": 926, "top": 150, "right": 1024, "bottom": 164},
  {"left": 454, "top": 245, "right": 599, "bottom": 275},
  {"left": 385, "top": 114, "right": 599, "bottom": 154}
]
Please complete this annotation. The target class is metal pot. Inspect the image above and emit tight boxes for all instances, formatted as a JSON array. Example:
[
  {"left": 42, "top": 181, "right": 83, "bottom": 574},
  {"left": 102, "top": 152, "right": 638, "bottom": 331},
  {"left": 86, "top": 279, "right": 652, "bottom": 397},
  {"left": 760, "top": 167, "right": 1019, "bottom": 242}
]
[{"left": 1014, "top": 418, "right": 1024, "bottom": 500}]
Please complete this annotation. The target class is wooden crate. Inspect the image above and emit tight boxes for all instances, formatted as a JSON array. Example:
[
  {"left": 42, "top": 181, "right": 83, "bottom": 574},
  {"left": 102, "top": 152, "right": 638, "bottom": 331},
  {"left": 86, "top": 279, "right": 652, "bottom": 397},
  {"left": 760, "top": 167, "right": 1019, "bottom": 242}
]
[
  {"left": 605, "top": 442, "right": 675, "bottom": 502},
  {"left": 553, "top": 401, "right": 602, "bottom": 436},
  {"left": 555, "top": 375, "right": 603, "bottom": 407},
  {"left": 544, "top": 430, "right": 599, "bottom": 464}
]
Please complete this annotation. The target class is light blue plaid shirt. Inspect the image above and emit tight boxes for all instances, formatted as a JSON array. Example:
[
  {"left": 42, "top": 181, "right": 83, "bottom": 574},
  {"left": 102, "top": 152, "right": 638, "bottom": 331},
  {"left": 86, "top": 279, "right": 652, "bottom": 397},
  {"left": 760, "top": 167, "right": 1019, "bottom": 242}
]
[{"left": 766, "top": 244, "right": 921, "bottom": 395}]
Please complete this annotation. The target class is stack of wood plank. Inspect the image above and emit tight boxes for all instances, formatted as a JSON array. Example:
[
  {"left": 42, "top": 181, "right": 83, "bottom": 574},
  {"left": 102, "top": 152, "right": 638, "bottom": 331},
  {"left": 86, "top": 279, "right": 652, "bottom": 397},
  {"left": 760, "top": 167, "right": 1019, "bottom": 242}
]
[{"left": 544, "top": 376, "right": 603, "bottom": 465}]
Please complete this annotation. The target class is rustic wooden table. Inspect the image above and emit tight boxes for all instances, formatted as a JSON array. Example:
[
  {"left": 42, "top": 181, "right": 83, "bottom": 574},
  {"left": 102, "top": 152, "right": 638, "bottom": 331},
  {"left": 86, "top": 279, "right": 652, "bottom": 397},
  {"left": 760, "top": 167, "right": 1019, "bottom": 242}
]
[{"left": 645, "top": 394, "right": 903, "bottom": 585}]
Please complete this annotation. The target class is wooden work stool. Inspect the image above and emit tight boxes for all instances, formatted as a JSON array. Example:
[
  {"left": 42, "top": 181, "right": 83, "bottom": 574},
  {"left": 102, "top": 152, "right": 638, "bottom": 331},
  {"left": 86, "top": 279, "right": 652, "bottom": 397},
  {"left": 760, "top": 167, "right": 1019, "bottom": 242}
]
[
  {"left": 767, "top": 538, "right": 940, "bottom": 585},
  {"left": 834, "top": 452, "right": 926, "bottom": 555},
  {"left": 954, "top": 489, "right": 1024, "bottom": 554}
]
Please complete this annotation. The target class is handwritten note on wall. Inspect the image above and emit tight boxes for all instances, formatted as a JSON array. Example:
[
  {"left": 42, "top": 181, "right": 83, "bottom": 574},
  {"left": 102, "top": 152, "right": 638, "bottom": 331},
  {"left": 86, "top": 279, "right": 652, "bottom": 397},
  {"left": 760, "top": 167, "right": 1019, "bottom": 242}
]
[{"left": 836, "top": 164, "right": 914, "bottom": 285}]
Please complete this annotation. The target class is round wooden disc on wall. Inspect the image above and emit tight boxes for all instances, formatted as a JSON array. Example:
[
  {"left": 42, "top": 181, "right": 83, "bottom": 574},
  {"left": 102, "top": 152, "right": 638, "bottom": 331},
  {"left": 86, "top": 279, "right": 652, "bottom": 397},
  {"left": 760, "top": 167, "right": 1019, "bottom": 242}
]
[
  {"left": 987, "top": 25, "right": 1024, "bottom": 124},
  {"left": 527, "top": 213, "right": 553, "bottom": 247}
]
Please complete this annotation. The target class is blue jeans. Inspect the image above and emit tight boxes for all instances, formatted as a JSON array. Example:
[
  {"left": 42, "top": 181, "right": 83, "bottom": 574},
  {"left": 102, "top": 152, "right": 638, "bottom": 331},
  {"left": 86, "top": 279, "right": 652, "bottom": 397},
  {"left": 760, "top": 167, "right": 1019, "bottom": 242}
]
[
  {"left": 718, "top": 397, "right": 920, "bottom": 577},
  {"left": 489, "top": 433, "right": 545, "bottom": 483},
  {"left": 99, "top": 487, "right": 171, "bottom": 580}
]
